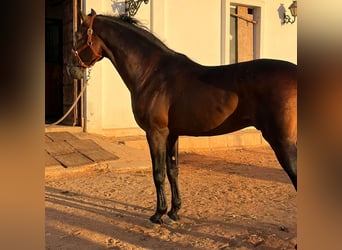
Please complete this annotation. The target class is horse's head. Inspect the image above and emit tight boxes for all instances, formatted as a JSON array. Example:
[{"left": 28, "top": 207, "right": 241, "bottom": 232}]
[{"left": 67, "top": 9, "right": 104, "bottom": 79}]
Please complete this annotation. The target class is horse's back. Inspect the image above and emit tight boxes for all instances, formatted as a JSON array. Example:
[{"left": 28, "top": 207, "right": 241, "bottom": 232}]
[{"left": 166, "top": 58, "right": 297, "bottom": 136}]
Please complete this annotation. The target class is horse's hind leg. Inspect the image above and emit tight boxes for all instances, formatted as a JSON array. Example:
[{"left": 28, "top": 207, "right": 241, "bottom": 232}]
[
  {"left": 262, "top": 128, "right": 297, "bottom": 190},
  {"left": 259, "top": 93, "right": 297, "bottom": 190},
  {"left": 166, "top": 135, "right": 181, "bottom": 221},
  {"left": 271, "top": 140, "right": 297, "bottom": 190}
]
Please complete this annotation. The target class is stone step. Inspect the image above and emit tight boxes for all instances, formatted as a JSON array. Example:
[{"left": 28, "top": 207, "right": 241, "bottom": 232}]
[{"left": 115, "top": 128, "right": 268, "bottom": 151}]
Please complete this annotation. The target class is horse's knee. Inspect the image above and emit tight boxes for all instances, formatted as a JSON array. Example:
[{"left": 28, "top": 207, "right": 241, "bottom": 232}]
[
  {"left": 167, "top": 166, "right": 179, "bottom": 179},
  {"left": 153, "top": 171, "right": 165, "bottom": 185}
]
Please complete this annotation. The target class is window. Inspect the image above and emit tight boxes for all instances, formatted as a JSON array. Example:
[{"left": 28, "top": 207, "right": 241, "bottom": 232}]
[{"left": 229, "top": 5, "right": 257, "bottom": 63}]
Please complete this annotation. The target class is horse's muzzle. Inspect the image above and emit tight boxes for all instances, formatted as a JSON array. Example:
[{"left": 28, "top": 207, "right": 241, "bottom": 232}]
[{"left": 66, "top": 65, "right": 86, "bottom": 80}]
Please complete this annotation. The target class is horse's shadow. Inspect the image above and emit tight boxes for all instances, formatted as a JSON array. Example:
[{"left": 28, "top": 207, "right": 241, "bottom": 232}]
[
  {"left": 46, "top": 186, "right": 174, "bottom": 249},
  {"left": 46, "top": 186, "right": 233, "bottom": 249},
  {"left": 179, "top": 150, "right": 292, "bottom": 185},
  {"left": 46, "top": 185, "right": 295, "bottom": 249}
]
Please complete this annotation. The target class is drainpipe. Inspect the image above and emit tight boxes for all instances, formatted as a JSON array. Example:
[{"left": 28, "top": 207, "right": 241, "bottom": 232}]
[{"left": 81, "top": 0, "right": 87, "bottom": 132}]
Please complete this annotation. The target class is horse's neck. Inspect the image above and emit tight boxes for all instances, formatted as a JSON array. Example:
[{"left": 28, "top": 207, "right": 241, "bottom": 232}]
[{"left": 97, "top": 20, "right": 165, "bottom": 94}]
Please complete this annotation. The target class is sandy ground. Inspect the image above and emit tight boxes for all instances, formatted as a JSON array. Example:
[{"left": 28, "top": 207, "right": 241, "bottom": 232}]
[{"left": 45, "top": 145, "right": 296, "bottom": 250}]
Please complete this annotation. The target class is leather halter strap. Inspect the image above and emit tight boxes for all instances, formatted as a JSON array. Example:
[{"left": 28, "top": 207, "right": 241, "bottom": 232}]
[{"left": 71, "top": 14, "right": 102, "bottom": 68}]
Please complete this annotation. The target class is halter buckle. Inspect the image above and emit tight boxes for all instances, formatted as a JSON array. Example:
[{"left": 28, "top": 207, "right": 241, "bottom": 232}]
[{"left": 72, "top": 49, "right": 79, "bottom": 56}]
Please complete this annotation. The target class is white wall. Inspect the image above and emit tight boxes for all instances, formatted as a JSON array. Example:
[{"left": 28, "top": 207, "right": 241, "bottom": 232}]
[
  {"left": 163, "top": 0, "right": 222, "bottom": 65},
  {"left": 101, "top": 2, "right": 150, "bottom": 132},
  {"left": 84, "top": 0, "right": 149, "bottom": 133},
  {"left": 82, "top": 0, "right": 104, "bottom": 133},
  {"left": 263, "top": 0, "right": 297, "bottom": 63},
  {"left": 83, "top": 0, "right": 297, "bottom": 135}
]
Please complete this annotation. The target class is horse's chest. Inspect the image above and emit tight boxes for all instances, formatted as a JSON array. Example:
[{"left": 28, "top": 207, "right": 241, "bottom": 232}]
[{"left": 132, "top": 93, "right": 170, "bottom": 130}]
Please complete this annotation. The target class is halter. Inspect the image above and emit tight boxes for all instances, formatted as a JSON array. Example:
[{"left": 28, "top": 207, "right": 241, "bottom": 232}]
[{"left": 71, "top": 14, "right": 102, "bottom": 68}]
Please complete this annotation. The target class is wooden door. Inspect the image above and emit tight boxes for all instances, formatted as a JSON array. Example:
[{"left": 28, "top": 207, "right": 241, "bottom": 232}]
[{"left": 230, "top": 5, "right": 256, "bottom": 63}]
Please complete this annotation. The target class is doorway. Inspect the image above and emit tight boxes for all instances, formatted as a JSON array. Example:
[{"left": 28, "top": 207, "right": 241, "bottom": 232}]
[
  {"left": 45, "top": 0, "right": 82, "bottom": 126},
  {"left": 45, "top": 18, "right": 63, "bottom": 123}
]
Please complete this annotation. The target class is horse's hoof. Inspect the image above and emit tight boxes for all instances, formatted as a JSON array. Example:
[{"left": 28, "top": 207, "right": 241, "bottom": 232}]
[
  {"left": 164, "top": 216, "right": 177, "bottom": 225},
  {"left": 150, "top": 214, "right": 163, "bottom": 224},
  {"left": 167, "top": 211, "right": 180, "bottom": 221}
]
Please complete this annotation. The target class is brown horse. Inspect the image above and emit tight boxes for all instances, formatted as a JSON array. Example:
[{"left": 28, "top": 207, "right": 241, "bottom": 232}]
[{"left": 67, "top": 9, "right": 297, "bottom": 224}]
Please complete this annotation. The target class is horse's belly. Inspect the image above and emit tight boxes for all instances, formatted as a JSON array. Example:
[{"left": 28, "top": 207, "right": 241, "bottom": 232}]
[
  {"left": 169, "top": 113, "right": 251, "bottom": 136},
  {"left": 168, "top": 91, "right": 244, "bottom": 135}
]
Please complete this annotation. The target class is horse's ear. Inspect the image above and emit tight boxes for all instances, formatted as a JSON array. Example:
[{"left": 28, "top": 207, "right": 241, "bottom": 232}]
[
  {"left": 79, "top": 10, "right": 89, "bottom": 24},
  {"left": 79, "top": 9, "right": 96, "bottom": 25},
  {"left": 90, "top": 9, "right": 97, "bottom": 16}
]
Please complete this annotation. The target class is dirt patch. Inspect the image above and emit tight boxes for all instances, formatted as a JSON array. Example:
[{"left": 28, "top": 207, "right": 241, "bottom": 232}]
[{"left": 45, "top": 146, "right": 296, "bottom": 249}]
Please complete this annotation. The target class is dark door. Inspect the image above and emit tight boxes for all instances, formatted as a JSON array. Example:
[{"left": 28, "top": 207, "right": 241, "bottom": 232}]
[{"left": 45, "top": 18, "right": 63, "bottom": 123}]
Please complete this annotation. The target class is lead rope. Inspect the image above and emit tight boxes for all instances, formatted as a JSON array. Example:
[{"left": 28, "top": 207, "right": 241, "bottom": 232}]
[{"left": 45, "top": 68, "right": 92, "bottom": 127}]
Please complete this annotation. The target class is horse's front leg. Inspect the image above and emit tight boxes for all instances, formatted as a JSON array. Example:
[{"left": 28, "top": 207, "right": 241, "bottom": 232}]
[
  {"left": 146, "top": 129, "right": 168, "bottom": 224},
  {"left": 166, "top": 135, "right": 181, "bottom": 221}
]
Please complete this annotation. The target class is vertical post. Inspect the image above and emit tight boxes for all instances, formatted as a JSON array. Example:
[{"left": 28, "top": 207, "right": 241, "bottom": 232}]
[
  {"left": 62, "top": 0, "right": 76, "bottom": 125},
  {"left": 220, "top": 0, "right": 226, "bottom": 65},
  {"left": 253, "top": 7, "right": 262, "bottom": 60},
  {"left": 73, "top": 0, "right": 79, "bottom": 126},
  {"left": 81, "top": 0, "right": 87, "bottom": 131}
]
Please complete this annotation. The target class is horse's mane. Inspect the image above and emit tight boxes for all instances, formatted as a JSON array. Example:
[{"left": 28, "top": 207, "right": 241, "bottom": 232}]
[
  {"left": 117, "top": 14, "right": 141, "bottom": 26},
  {"left": 98, "top": 14, "right": 142, "bottom": 26},
  {"left": 97, "top": 14, "right": 174, "bottom": 53}
]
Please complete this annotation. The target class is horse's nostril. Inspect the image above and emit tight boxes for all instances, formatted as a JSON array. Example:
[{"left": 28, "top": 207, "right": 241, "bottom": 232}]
[{"left": 66, "top": 66, "right": 85, "bottom": 80}]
